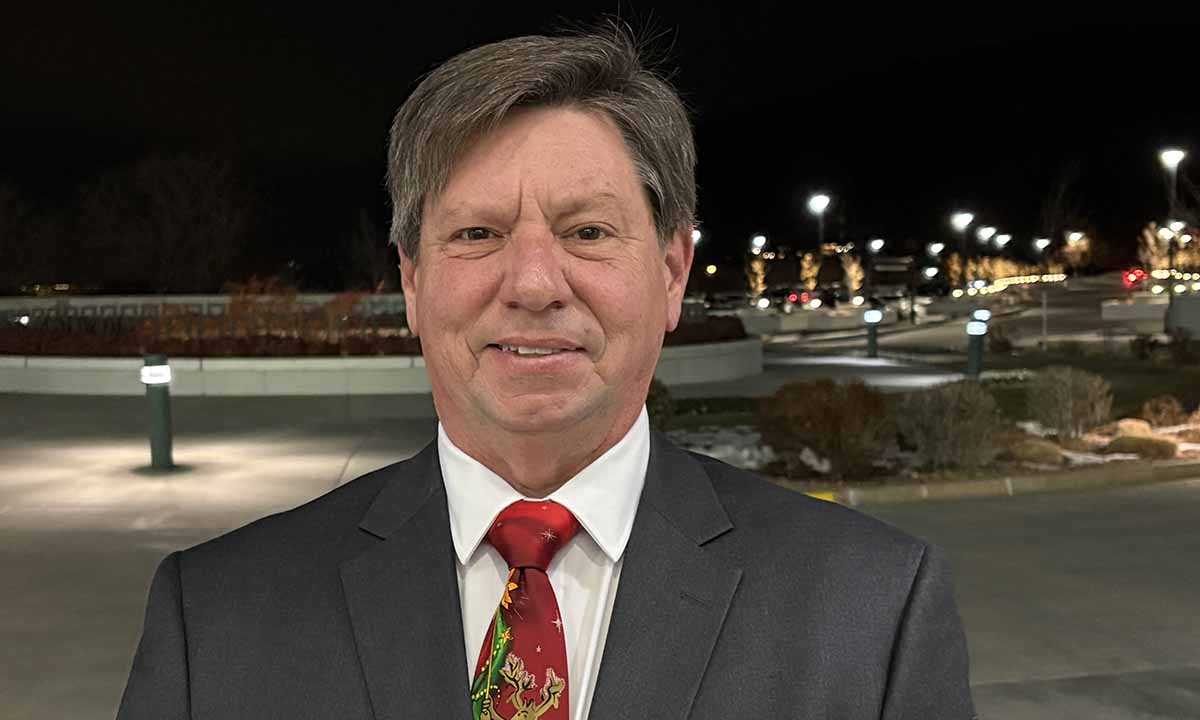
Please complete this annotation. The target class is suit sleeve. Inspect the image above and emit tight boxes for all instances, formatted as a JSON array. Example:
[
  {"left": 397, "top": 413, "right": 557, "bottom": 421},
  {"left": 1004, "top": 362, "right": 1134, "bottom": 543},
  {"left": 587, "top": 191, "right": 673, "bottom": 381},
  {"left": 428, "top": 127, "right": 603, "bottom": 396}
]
[
  {"left": 879, "top": 543, "right": 976, "bottom": 720},
  {"left": 116, "top": 551, "right": 191, "bottom": 720}
]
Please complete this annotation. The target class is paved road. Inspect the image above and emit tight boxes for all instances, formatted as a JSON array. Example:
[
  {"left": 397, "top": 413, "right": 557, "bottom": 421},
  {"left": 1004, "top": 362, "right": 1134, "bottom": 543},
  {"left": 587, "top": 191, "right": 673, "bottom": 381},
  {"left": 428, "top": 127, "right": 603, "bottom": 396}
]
[
  {"left": 2, "top": 393, "right": 1197, "bottom": 719},
  {"left": 796, "top": 273, "right": 1129, "bottom": 354}
]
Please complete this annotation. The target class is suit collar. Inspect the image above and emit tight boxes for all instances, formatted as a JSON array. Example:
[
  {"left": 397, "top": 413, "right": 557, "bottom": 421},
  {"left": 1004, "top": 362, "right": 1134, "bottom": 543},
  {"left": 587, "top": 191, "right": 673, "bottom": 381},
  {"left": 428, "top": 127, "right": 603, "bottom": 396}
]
[{"left": 342, "top": 430, "right": 741, "bottom": 720}]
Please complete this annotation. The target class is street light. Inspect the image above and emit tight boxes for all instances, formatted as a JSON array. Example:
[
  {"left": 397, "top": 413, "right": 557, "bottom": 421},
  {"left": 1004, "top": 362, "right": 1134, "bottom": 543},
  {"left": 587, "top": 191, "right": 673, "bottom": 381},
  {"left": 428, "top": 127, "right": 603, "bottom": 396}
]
[
  {"left": 705, "top": 264, "right": 717, "bottom": 276},
  {"left": 976, "top": 226, "right": 996, "bottom": 243},
  {"left": 927, "top": 242, "right": 945, "bottom": 256},
  {"left": 868, "top": 238, "right": 886, "bottom": 254},
  {"left": 807, "top": 193, "right": 831, "bottom": 247},
  {"left": 1160, "top": 148, "right": 1186, "bottom": 218},
  {"left": 1168, "top": 220, "right": 1186, "bottom": 233},
  {"left": 951, "top": 211, "right": 975, "bottom": 272},
  {"left": 751, "top": 234, "right": 766, "bottom": 255},
  {"left": 923, "top": 266, "right": 940, "bottom": 279},
  {"left": 1034, "top": 238, "right": 1051, "bottom": 252},
  {"left": 994, "top": 234, "right": 1012, "bottom": 249},
  {"left": 1067, "top": 231, "right": 1084, "bottom": 244},
  {"left": 691, "top": 228, "right": 702, "bottom": 245}
]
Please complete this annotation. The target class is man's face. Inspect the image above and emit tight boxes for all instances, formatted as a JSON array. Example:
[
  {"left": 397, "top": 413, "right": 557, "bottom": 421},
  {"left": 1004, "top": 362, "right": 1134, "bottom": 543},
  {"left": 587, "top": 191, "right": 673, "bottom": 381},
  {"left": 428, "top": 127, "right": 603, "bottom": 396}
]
[{"left": 399, "top": 106, "right": 692, "bottom": 436}]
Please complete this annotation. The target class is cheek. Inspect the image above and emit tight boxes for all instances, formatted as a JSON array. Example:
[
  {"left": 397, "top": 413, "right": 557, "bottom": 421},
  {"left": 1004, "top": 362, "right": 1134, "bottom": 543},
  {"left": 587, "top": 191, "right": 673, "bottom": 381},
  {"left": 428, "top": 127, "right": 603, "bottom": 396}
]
[
  {"left": 420, "top": 263, "right": 490, "bottom": 327},
  {"left": 572, "top": 262, "right": 662, "bottom": 343}
]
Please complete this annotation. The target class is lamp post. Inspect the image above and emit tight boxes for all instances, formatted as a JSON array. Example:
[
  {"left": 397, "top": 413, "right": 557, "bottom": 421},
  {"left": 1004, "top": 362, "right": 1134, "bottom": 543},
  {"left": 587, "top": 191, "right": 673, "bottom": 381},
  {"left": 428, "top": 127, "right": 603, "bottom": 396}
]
[
  {"left": 808, "top": 193, "right": 831, "bottom": 249},
  {"left": 141, "top": 353, "right": 175, "bottom": 470},
  {"left": 1160, "top": 148, "right": 1186, "bottom": 218},
  {"left": 951, "top": 211, "right": 975, "bottom": 262},
  {"left": 866, "top": 238, "right": 885, "bottom": 300}
]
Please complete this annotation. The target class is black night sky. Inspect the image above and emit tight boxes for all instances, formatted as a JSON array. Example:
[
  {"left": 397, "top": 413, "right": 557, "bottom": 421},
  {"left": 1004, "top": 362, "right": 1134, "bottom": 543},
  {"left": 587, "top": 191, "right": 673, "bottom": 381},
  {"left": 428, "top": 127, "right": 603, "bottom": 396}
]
[{"left": 4, "top": 4, "right": 1199, "bottom": 291}]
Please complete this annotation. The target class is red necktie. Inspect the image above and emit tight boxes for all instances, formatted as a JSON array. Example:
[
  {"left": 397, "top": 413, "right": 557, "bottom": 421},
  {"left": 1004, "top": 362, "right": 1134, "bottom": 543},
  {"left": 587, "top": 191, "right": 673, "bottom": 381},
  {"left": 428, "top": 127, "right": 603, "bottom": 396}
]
[{"left": 470, "top": 500, "right": 581, "bottom": 720}]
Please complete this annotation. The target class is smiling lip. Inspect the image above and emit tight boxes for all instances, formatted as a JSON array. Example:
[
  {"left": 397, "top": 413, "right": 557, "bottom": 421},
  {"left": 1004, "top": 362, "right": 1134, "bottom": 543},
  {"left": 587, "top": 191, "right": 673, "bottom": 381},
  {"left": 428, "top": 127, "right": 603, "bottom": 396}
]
[{"left": 488, "top": 337, "right": 585, "bottom": 352}]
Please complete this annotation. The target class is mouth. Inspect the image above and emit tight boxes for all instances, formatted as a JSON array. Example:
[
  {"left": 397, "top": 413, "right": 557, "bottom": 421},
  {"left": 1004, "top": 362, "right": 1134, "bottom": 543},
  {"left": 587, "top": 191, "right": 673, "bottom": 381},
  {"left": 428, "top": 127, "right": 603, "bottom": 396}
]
[{"left": 486, "top": 343, "right": 585, "bottom": 358}]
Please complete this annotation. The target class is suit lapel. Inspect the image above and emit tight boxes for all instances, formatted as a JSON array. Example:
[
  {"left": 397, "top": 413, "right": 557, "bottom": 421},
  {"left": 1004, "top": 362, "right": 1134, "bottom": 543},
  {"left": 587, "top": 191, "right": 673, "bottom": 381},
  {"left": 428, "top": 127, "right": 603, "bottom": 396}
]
[
  {"left": 339, "top": 442, "right": 473, "bottom": 720},
  {"left": 589, "top": 432, "right": 743, "bottom": 720}
]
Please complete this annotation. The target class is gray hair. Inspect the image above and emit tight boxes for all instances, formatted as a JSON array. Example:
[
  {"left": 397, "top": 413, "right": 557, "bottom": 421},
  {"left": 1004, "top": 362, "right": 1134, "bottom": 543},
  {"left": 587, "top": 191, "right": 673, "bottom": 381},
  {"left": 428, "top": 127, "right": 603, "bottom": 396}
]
[{"left": 385, "top": 21, "right": 697, "bottom": 261}]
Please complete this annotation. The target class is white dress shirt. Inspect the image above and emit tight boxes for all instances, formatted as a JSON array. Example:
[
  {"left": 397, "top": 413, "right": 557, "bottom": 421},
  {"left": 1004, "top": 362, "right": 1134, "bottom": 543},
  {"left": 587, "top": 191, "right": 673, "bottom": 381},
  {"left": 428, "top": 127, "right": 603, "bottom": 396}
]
[{"left": 438, "top": 407, "right": 649, "bottom": 720}]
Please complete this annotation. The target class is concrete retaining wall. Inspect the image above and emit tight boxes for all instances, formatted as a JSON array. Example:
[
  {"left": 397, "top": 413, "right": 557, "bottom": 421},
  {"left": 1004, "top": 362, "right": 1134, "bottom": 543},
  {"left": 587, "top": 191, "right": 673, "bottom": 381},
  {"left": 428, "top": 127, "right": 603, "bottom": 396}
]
[{"left": 0, "top": 339, "right": 762, "bottom": 396}]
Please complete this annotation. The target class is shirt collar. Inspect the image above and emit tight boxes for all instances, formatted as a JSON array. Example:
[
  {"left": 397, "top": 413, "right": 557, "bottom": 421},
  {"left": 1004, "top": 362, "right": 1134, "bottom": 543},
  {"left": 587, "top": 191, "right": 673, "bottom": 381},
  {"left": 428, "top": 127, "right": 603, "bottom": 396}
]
[{"left": 439, "top": 407, "right": 649, "bottom": 566}]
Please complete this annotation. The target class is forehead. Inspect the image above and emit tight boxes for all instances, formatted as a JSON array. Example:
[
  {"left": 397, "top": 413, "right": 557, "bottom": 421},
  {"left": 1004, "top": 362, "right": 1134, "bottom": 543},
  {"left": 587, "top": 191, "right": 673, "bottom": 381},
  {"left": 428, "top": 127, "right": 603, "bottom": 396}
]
[{"left": 429, "top": 106, "right": 646, "bottom": 216}]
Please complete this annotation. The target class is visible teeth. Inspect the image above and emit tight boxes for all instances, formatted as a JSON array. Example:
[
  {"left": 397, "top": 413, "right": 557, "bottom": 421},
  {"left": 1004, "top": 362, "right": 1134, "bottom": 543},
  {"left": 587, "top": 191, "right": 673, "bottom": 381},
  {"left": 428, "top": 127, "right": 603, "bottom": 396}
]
[{"left": 499, "top": 344, "right": 565, "bottom": 356}]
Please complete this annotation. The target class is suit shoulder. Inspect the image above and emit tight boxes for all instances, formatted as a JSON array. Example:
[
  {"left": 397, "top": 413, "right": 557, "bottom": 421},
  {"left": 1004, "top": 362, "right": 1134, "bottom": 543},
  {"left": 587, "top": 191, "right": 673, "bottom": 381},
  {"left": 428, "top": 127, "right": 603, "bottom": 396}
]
[
  {"left": 688, "top": 451, "right": 927, "bottom": 557},
  {"left": 180, "top": 453, "right": 424, "bottom": 565}
]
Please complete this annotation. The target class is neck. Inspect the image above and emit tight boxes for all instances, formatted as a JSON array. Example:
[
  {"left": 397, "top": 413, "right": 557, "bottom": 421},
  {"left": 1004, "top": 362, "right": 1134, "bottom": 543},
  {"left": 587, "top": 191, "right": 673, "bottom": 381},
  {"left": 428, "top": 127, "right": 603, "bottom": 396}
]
[{"left": 441, "top": 405, "right": 642, "bottom": 498}]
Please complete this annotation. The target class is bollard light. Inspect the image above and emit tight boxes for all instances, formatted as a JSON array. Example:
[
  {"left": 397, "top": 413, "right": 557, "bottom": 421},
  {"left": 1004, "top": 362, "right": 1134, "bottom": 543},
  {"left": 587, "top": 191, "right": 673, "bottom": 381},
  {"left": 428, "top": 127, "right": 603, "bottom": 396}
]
[
  {"left": 140, "top": 363, "right": 172, "bottom": 385},
  {"left": 864, "top": 309, "right": 883, "bottom": 358},
  {"left": 972, "top": 309, "right": 993, "bottom": 322},
  {"left": 966, "top": 321, "right": 987, "bottom": 378},
  {"left": 142, "top": 353, "right": 175, "bottom": 470}
]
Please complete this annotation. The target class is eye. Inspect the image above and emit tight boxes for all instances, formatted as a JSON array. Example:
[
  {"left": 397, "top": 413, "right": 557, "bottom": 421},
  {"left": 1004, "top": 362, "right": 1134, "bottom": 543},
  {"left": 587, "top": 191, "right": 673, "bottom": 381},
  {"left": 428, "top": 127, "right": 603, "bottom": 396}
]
[
  {"left": 572, "top": 226, "right": 609, "bottom": 241},
  {"left": 453, "top": 228, "right": 498, "bottom": 242}
]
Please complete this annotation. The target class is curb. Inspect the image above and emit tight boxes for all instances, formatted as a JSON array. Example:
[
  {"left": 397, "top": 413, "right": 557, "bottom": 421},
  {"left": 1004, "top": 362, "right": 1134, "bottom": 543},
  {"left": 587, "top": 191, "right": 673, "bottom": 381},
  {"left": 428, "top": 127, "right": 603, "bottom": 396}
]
[
  {"left": 774, "top": 459, "right": 1200, "bottom": 506},
  {"left": 778, "top": 304, "right": 1028, "bottom": 346}
]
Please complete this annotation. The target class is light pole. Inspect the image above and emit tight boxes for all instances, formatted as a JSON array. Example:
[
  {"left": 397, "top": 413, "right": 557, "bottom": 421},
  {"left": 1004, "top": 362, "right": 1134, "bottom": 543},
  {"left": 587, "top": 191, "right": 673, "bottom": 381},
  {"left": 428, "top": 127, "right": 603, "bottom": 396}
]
[
  {"left": 808, "top": 193, "right": 831, "bottom": 249},
  {"left": 951, "top": 211, "right": 975, "bottom": 286},
  {"left": 866, "top": 238, "right": 885, "bottom": 300},
  {"left": 1160, "top": 148, "right": 1186, "bottom": 218},
  {"left": 950, "top": 211, "right": 979, "bottom": 259}
]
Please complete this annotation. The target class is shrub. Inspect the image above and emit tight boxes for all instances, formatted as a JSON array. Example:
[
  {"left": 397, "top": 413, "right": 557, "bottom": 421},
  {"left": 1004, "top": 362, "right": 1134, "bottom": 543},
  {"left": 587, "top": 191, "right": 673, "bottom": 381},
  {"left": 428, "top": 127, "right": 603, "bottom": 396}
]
[
  {"left": 1167, "top": 328, "right": 1200, "bottom": 365},
  {"left": 988, "top": 323, "right": 1016, "bottom": 354},
  {"left": 1008, "top": 437, "right": 1063, "bottom": 466},
  {"left": 1025, "top": 366, "right": 1113, "bottom": 439},
  {"left": 898, "top": 381, "right": 1004, "bottom": 470},
  {"left": 1140, "top": 395, "right": 1187, "bottom": 428},
  {"left": 662, "top": 316, "right": 746, "bottom": 346},
  {"left": 646, "top": 379, "right": 673, "bottom": 432},
  {"left": 755, "top": 379, "right": 893, "bottom": 480},
  {"left": 1103, "top": 435, "right": 1178, "bottom": 460},
  {"left": 1114, "top": 418, "right": 1154, "bottom": 438},
  {"left": 1129, "top": 335, "right": 1160, "bottom": 361}
]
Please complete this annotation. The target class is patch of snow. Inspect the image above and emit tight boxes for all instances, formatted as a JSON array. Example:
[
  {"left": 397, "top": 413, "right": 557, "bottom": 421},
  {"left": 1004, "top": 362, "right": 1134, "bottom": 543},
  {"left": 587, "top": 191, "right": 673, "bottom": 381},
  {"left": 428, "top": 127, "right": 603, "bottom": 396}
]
[
  {"left": 1061, "top": 449, "right": 1139, "bottom": 466},
  {"left": 1016, "top": 420, "right": 1052, "bottom": 438},
  {"left": 666, "top": 426, "right": 776, "bottom": 470}
]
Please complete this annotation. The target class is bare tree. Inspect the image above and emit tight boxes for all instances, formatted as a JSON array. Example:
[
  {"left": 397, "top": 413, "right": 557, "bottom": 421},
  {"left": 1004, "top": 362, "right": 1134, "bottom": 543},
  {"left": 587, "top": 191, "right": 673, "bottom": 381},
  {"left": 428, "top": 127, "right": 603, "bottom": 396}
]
[
  {"left": 79, "top": 154, "right": 258, "bottom": 292},
  {"left": 0, "top": 182, "right": 33, "bottom": 292},
  {"left": 343, "top": 208, "right": 398, "bottom": 291},
  {"left": 1039, "top": 159, "right": 1089, "bottom": 262}
]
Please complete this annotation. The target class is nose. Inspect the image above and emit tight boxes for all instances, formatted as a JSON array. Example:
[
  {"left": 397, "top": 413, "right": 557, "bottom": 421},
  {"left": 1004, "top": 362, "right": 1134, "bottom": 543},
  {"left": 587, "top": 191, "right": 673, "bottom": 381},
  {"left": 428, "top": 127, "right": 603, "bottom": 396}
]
[{"left": 499, "top": 224, "right": 570, "bottom": 312}]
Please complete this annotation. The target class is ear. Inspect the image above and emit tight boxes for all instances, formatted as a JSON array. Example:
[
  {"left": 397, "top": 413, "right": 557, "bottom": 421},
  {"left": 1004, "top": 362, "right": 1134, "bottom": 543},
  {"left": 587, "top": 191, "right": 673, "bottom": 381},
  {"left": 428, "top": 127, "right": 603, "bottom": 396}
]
[
  {"left": 662, "top": 224, "right": 695, "bottom": 333},
  {"left": 398, "top": 243, "right": 420, "bottom": 337}
]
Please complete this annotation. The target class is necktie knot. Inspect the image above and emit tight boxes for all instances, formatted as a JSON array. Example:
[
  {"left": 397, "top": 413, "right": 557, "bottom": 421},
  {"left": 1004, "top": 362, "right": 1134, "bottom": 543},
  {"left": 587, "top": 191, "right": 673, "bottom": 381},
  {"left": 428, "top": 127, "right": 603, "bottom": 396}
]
[{"left": 487, "top": 499, "right": 580, "bottom": 572}]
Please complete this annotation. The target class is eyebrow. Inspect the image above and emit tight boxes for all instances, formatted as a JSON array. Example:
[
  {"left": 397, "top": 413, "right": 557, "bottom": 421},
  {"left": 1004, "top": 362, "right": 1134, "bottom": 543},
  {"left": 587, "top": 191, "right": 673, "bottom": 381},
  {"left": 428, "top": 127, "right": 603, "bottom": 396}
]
[{"left": 437, "top": 191, "right": 627, "bottom": 224}]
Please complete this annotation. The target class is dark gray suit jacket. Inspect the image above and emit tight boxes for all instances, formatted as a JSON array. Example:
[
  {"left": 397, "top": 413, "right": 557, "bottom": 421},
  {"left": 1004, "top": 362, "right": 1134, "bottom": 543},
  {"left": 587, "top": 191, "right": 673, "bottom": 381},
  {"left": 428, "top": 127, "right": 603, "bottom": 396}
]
[{"left": 117, "top": 431, "right": 975, "bottom": 719}]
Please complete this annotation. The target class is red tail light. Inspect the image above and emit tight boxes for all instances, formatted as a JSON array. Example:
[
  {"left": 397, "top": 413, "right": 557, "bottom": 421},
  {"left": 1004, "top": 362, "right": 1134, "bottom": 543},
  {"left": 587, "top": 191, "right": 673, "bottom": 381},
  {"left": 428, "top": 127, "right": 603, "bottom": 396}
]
[{"left": 787, "top": 292, "right": 799, "bottom": 303}]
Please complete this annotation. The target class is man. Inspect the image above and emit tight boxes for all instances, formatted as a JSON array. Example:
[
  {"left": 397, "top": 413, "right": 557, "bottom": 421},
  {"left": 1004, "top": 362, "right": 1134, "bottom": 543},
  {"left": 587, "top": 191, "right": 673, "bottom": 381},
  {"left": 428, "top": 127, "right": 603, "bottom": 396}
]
[{"left": 118, "top": 23, "right": 975, "bottom": 719}]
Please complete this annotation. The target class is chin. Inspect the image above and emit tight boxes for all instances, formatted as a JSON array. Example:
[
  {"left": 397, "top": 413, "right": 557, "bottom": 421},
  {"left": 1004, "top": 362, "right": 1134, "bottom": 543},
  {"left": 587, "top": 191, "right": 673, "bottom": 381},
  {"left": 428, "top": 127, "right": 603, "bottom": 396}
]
[{"left": 485, "top": 392, "right": 593, "bottom": 434}]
